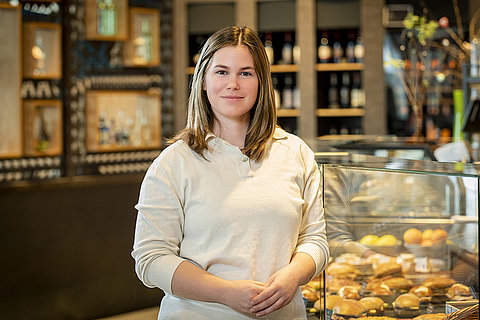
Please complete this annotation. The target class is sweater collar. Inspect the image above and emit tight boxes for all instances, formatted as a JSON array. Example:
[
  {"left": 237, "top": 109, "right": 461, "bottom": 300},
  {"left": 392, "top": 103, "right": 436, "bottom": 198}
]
[{"left": 205, "top": 127, "right": 288, "bottom": 142}]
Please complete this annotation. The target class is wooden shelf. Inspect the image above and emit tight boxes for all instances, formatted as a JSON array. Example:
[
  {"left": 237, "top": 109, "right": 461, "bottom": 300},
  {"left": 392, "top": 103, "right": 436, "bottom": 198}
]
[
  {"left": 316, "top": 108, "right": 365, "bottom": 117},
  {"left": 86, "top": 90, "right": 162, "bottom": 152},
  {"left": 23, "top": 22, "right": 62, "bottom": 79},
  {"left": 277, "top": 108, "right": 299, "bottom": 117},
  {"left": 85, "top": 0, "right": 128, "bottom": 41},
  {"left": 315, "top": 63, "right": 364, "bottom": 72},
  {"left": 23, "top": 100, "right": 63, "bottom": 157},
  {"left": 123, "top": 7, "right": 161, "bottom": 67},
  {"left": 270, "top": 64, "right": 299, "bottom": 73}
]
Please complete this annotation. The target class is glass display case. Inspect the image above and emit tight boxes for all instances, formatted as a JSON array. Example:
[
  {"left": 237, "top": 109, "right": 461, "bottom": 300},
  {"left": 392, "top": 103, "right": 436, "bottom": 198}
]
[{"left": 308, "top": 153, "right": 479, "bottom": 319}]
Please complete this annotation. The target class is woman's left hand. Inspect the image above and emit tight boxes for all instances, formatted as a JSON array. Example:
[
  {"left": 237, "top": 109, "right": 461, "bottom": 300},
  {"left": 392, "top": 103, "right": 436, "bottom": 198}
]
[{"left": 248, "top": 265, "right": 299, "bottom": 317}]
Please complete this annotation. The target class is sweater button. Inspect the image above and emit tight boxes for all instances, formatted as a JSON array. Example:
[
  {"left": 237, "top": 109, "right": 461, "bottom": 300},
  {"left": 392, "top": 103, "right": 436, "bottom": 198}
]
[{"left": 241, "top": 157, "right": 248, "bottom": 162}]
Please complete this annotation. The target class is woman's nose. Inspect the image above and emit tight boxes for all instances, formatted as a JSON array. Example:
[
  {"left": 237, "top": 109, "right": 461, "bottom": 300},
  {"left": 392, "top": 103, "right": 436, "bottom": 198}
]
[{"left": 226, "top": 77, "right": 240, "bottom": 90}]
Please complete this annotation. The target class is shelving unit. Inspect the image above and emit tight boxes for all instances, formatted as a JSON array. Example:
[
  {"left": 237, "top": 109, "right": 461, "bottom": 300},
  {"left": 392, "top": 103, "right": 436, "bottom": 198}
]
[
  {"left": 173, "top": 0, "right": 386, "bottom": 140},
  {"left": 0, "top": 4, "right": 22, "bottom": 159}
]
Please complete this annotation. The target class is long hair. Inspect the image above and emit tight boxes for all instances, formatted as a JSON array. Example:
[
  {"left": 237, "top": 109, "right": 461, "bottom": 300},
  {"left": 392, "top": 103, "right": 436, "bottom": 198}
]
[{"left": 170, "top": 26, "right": 277, "bottom": 161}]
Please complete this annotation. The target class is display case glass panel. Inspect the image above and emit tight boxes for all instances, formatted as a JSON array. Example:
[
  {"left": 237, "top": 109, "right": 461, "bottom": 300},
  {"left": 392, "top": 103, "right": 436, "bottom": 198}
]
[
  {"left": 85, "top": 0, "right": 128, "bottom": 41},
  {"left": 123, "top": 7, "right": 160, "bottom": 67},
  {"left": 0, "top": 4, "right": 22, "bottom": 158},
  {"left": 22, "top": 22, "right": 62, "bottom": 79},
  {"left": 86, "top": 90, "right": 161, "bottom": 152},
  {"left": 23, "top": 100, "right": 63, "bottom": 157},
  {"left": 316, "top": 154, "right": 479, "bottom": 319}
]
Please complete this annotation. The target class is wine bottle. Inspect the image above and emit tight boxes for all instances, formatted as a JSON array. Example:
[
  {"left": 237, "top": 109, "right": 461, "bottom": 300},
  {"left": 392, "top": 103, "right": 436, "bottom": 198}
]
[
  {"left": 281, "top": 32, "right": 293, "bottom": 64},
  {"left": 346, "top": 30, "right": 355, "bottom": 63},
  {"left": 272, "top": 74, "right": 281, "bottom": 109},
  {"left": 350, "top": 72, "right": 364, "bottom": 108},
  {"left": 339, "top": 72, "right": 351, "bottom": 108},
  {"left": 328, "top": 73, "right": 339, "bottom": 108},
  {"left": 264, "top": 32, "right": 274, "bottom": 65},
  {"left": 318, "top": 31, "right": 331, "bottom": 63},
  {"left": 354, "top": 33, "right": 365, "bottom": 63},
  {"left": 293, "top": 42, "right": 301, "bottom": 65},
  {"left": 282, "top": 75, "right": 293, "bottom": 109},
  {"left": 332, "top": 31, "right": 343, "bottom": 63},
  {"left": 293, "top": 83, "right": 300, "bottom": 109}
]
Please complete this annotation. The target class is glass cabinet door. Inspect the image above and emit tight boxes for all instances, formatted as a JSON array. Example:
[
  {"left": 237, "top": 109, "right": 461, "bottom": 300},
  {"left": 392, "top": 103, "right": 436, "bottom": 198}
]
[{"left": 319, "top": 156, "right": 479, "bottom": 319}]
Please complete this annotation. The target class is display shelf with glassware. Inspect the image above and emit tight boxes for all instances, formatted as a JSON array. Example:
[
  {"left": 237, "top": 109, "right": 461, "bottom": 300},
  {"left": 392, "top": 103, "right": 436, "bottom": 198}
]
[
  {"left": 85, "top": 0, "right": 128, "bottom": 41},
  {"left": 313, "top": 152, "right": 479, "bottom": 319},
  {"left": 85, "top": 90, "right": 162, "bottom": 152},
  {"left": 22, "top": 22, "right": 62, "bottom": 79},
  {"left": 23, "top": 100, "right": 62, "bottom": 157},
  {"left": 123, "top": 7, "right": 160, "bottom": 67}
]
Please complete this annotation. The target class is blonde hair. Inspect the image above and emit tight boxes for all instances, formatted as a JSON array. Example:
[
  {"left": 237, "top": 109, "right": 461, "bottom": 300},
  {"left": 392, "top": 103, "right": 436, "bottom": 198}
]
[{"left": 170, "top": 26, "right": 277, "bottom": 161}]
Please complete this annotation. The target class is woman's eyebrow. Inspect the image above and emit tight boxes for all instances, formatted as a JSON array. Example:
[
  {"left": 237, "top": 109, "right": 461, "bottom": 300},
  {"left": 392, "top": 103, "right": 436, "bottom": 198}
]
[{"left": 212, "top": 64, "right": 254, "bottom": 70}]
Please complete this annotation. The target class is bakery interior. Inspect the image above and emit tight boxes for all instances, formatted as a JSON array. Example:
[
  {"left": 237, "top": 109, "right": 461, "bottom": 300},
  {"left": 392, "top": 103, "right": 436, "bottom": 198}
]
[{"left": 0, "top": 0, "right": 480, "bottom": 319}]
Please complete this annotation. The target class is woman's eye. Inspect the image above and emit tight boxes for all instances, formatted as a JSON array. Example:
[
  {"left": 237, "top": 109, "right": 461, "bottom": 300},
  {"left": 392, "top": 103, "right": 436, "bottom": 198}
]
[
  {"left": 240, "top": 71, "right": 252, "bottom": 76},
  {"left": 216, "top": 70, "right": 227, "bottom": 75}
]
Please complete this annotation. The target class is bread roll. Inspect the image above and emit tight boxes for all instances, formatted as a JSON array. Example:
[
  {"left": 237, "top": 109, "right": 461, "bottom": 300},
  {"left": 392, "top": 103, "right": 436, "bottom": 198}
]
[
  {"left": 394, "top": 293, "right": 420, "bottom": 309},
  {"left": 338, "top": 285, "right": 361, "bottom": 300},
  {"left": 333, "top": 299, "right": 365, "bottom": 317},
  {"left": 383, "top": 277, "right": 413, "bottom": 290},
  {"left": 359, "top": 297, "right": 384, "bottom": 311},
  {"left": 326, "top": 262, "right": 359, "bottom": 280},
  {"left": 412, "top": 313, "right": 448, "bottom": 320},
  {"left": 326, "top": 295, "right": 344, "bottom": 310}
]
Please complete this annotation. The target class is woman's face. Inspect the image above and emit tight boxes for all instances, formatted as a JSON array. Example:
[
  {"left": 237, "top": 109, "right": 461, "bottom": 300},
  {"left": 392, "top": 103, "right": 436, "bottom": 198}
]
[{"left": 203, "top": 45, "right": 259, "bottom": 125}]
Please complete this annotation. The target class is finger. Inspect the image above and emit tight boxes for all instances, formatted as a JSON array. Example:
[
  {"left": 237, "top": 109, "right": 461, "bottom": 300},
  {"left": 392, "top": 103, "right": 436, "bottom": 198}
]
[
  {"left": 250, "top": 291, "right": 280, "bottom": 313},
  {"left": 249, "top": 287, "right": 275, "bottom": 305},
  {"left": 255, "top": 296, "right": 287, "bottom": 317}
]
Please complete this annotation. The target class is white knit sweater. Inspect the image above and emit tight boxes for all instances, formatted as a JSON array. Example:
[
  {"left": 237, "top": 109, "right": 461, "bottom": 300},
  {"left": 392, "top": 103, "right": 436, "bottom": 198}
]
[{"left": 132, "top": 128, "right": 329, "bottom": 319}]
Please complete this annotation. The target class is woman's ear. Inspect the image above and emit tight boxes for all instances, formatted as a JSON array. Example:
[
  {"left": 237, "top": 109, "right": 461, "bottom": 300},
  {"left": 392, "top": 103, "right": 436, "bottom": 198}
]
[{"left": 202, "top": 80, "right": 206, "bottom": 91}]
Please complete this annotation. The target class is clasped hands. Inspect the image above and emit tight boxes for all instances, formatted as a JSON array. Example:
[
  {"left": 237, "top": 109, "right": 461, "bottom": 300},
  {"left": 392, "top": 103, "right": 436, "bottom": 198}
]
[{"left": 224, "top": 266, "right": 300, "bottom": 318}]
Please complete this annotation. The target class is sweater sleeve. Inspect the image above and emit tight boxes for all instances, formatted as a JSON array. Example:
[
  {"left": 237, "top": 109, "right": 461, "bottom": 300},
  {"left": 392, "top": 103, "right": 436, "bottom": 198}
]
[
  {"left": 131, "top": 159, "right": 186, "bottom": 294},
  {"left": 294, "top": 143, "right": 330, "bottom": 277}
]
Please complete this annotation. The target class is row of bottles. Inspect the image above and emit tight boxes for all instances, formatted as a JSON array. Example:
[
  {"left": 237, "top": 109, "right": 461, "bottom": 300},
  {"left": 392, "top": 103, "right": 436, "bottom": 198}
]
[
  {"left": 318, "top": 29, "right": 364, "bottom": 64},
  {"left": 272, "top": 74, "right": 300, "bottom": 109},
  {"left": 98, "top": 109, "right": 152, "bottom": 147},
  {"left": 327, "top": 72, "right": 365, "bottom": 108},
  {"left": 263, "top": 32, "right": 300, "bottom": 65}
]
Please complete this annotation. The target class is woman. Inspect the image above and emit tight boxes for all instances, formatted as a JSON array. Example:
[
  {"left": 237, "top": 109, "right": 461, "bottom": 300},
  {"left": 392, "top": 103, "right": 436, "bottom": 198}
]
[{"left": 132, "top": 26, "right": 329, "bottom": 319}]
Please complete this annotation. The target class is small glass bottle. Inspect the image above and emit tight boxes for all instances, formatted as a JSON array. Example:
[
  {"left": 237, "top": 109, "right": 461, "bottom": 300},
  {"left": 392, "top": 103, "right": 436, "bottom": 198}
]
[
  {"left": 318, "top": 31, "right": 331, "bottom": 63},
  {"left": 264, "top": 32, "right": 274, "bottom": 65},
  {"left": 281, "top": 32, "right": 293, "bottom": 65}
]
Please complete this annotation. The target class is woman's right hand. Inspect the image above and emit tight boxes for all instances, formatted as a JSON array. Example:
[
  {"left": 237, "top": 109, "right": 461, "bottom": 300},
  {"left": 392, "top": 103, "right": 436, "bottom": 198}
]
[{"left": 221, "top": 280, "right": 266, "bottom": 315}]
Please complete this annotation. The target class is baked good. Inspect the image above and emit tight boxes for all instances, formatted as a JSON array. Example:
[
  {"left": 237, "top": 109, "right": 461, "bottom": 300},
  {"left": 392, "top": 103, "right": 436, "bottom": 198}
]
[
  {"left": 371, "top": 285, "right": 393, "bottom": 296},
  {"left": 301, "top": 285, "right": 318, "bottom": 301},
  {"left": 366, "top": 278, "right": 384, "bottom": 291},
  {"left": 383, "top": 277, "right": 413, "bottom": 290},
  {"left": 332, "top": 299, "right": 365, "bottom": 317},
  {"left": 327, "top": 277, "right": 361, "bottom": 292},
  {"left": 359, "top": 297, "right": 385, "bottom": 312},
  {"left": 404, "top": 228, "right": 423, "bottom": 244},
  {"left": 412, "top": 313, "right": 447, "bottom": 320},
  {"left": 409, "top": 285, "right": 433, "bottom": 302},
  {"left": 326, "top": 295, "right": 344, "bottom": 310},
  {"left": 394, "top": 293, "right": 421, "bottom": 317},
  {"left": 326, "top": 262, "right": 359, "bottom": 280},
  {"left": 446, "top": 283, "right": 471, "bottom": 299},
  {"left": 422, "top": 277, "right": 456, "bottom": 289},
  {"left": 373, "top": 261, "right": 402, "bottom": 277},
  {"left": 338, "top": 285, "right": 361, "bottom": 300},
  {"left": 409, "top": 285, "right": 433, "bottom": 297}
]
